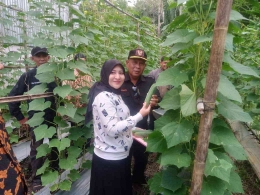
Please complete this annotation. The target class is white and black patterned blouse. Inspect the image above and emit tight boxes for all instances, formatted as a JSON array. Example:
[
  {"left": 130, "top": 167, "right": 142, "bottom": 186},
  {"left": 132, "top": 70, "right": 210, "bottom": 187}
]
[{"left": 92, "top": 91, "right": 143, "bottom": 160}]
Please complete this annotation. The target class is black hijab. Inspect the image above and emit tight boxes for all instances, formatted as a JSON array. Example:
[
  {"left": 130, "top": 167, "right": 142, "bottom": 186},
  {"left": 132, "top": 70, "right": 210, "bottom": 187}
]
[{"left": 85, "top": 59, "right": 125, "bottom": 125}]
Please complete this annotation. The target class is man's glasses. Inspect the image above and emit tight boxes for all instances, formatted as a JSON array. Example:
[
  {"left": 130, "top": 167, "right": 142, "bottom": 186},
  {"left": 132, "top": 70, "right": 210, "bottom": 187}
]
[{"left": 132, "top": 86, "right": 140, "bottom": 99}]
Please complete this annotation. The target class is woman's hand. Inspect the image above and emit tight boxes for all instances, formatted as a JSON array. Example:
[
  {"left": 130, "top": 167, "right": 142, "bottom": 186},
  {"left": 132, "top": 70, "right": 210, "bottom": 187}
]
[{"left": 139, "top": 102, "right": 151, "bottom": 117}]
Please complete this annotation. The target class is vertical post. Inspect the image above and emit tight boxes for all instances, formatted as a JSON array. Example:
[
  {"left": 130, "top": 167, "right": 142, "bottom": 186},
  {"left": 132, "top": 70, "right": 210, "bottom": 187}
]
[
  {"left": 137, "top": 22, "right": 140, "bottom": 48},
  {"left": 190, "top": 1, "right": 233, "bottom": 195}
]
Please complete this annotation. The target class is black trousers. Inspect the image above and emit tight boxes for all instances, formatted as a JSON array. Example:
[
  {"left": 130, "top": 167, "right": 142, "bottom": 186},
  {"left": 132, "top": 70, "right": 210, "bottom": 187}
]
[
  {"left": 130, "top": 139, "right": 149, "bottom": 183},
  {"left": 30, "top": 127, "right": 58, "bottom": 185}
]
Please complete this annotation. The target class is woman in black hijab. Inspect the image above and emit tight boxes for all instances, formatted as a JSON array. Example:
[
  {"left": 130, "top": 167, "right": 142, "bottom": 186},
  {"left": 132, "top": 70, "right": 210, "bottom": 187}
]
[{"left": 87, "top": 59, "right": 150, "bottom": 195}]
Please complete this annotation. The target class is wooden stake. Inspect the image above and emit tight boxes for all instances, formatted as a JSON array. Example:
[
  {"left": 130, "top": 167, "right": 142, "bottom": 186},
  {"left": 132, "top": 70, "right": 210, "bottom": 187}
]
[{"left": 190, "top": 1, "right": 233, "bottom": 194}]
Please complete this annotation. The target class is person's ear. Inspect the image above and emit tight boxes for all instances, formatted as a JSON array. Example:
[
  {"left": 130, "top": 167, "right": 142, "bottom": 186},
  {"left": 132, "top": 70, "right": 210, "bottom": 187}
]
[
  {"left": 47, "top": 56, "right": 50, "bottom": 60},
  {"left": 30, "top": 56, "right": 34, "bottom": 61}
]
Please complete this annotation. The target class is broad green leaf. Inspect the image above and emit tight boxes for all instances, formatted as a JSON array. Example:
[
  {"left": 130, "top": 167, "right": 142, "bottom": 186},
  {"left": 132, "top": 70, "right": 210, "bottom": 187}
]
[
  {"left": 70, "top": 113, "right": 85, "bottom": 123},
  {"left": 36, "top": 144, "right": 51, "bottom": 159},
  {"left": 227, "top": 170, "right": 244, "bottom": 193},
  {"left": 161, "top": 121, "right": 194, "bottom": 148},
  {"left": 53, "top": 85, "right": 73, "bottom": 99},
  {"left": 201, "top": 75, "right": 242, "bottom": 103},
  {"left": 201, "top": 176, "right": 227, "bottom": 195},
  {"left": 161, "top": 145, "right": 191, "bottom": 168},
  {"left": 9, "top": 134, "right": 19, "bottom": 143},
  {"left": 161, "top": 167, "right": 183, "bottom": 192},
  {"left": 82, "top": 160, "right": 92, "bottom": 169},
  {"left": 0, "top": 51, "right": 22, "bottom": 63},
  {"left": 49, "top": 138, "right": 70, "bottom": 152},
  {"left": 26, "top": 83, "right": 47, "bottom": 95},
  {"left": 56, "top": 68, "right": 75, "bottom": 81},
  {"left": 67, "top": 61, "right": 92, "bottom": 75},
  {"left": 224, "top": 54, "right": 259, "bottom": 78},
  {"left": 35, "top": 72, "right": 55, "bottom": 83},
  {"left": 41, "top": 170, "right": 59, "bottom": 186},
  {"left": 148, "top": 172, "right": 164, "bottom": 194},
  {"left": 69, "top": 34, "right": 89, "bottom": 45},
  {"left": 88, "top": 28, "right": 103, "bottom": 35},
  {"left": 210, "top": 126, "right": 247, "bottom": 160},
  {"left": 68, "top": 169, "right": 80, "bottom": 182},
  {"left": 229, "top": 10, "right": 248, "bottom": 21},
  {"left": 156, "top": 67, "right": 188, "bottom": 87},
  {"left": 48, "top": 47, "right": 71, "bottom": 58},
  {"left": 67, "top": 146, "right": 81, "bottom": 159},
  {"left": 34, "top": 125, "right": 56, "bottom": 141},
  {"left": 205, "top": 149, "right": 233, "bottom": 182},
  {"left": 68, "top": 4, "right": 86, "bottom": 18},
  {"left": 193, "top": 34, "right": 212, "bottom": 44},
  {"left": 36, "top": 159, "right": 50, "bottom": 176},
  {"left": 179, "top": 85, "right": 196, "bottom": 116},
  {"left": 37, "top": 63, "right": 58, "bottom": 74},
  {"left": 26, "top": 112, "right": 45, "bottom": 127},
  {"left": 28, "top": 99, "right": 51, "bottom": 112},
  {"left": 218, "top": 99, "right": 253, "bottom": 122},
  {"left": 225, "top": 34, "right": 234, "bottom": 52},
  {"left": 57, "top": 103, "right": 77, "bottom": 118},
  {"left": 68, "top": 127, "right": 85, "bottom": 141},
  {"left": 146, "top": 131, "right": 167, "bottom": 153},
  {"left": 50, "top": 184, "right": 59, "bottom": 192},
  {"left": 171, "top": 42, "right": 192, "bottom": 54},
  {"left": 158, "top": 88, "right": 180, "bottom": 111},
  {"left": 54, "top": 116, "right": 69, "bottom": 128},
  {"left": 161, "top": 29, "right": 197, "bottom": 47},
  {"left": 59, "top": 180, "right": 72, "bottom": 191},
  {"left": 59, "top": 157, "right": 77, "bottom": 170}
]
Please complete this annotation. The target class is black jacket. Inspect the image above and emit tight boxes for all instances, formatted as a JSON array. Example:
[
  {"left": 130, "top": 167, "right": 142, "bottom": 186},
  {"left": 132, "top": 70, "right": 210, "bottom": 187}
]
[{"left": 8, "top": 68, "right": 56, "bottom": 124}]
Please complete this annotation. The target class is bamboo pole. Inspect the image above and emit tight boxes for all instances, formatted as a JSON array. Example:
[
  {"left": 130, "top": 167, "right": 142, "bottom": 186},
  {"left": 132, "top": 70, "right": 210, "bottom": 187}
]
[
  {"left": 0, "top": 92, "right": 54, "bottom": 103},
  {"left": 3, "top": 66, "right": 36, "bottom": 69},
  {"left": 190, "top": 1, "right": 233, "bottom": 195}
]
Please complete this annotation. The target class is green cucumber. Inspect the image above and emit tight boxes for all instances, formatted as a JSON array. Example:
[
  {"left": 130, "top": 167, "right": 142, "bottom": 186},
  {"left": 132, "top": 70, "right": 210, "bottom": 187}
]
[
  {"left": 132, "top": 130, "right": 153, "bottom": 137},
  {"left": 145, "top": 83, "right": 157, "bottom": 105}
]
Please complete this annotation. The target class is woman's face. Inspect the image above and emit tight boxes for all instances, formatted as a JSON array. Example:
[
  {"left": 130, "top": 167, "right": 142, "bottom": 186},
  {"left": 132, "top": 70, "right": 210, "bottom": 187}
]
[{"left": 108, "top": 65, "right": 125, "bottom": 89}]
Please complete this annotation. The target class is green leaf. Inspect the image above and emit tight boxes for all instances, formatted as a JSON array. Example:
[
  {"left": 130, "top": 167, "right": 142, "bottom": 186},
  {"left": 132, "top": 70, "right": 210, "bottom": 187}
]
[
  {"left": 171, "top": 42, "right": 192, "bottom": 54},
  {"left": 54, "top": 116, "right": 69, "bottom": 128},
  {"left": 57, "top": 103, "right": 77, "bottom": 118},
  {"left": 159, "top": 88, "right": 180, "bottom": 111},
  {"left": 225, "top": 34, "right": 234, "bottom": 52},
  {"left": 193, "top": 34, "right": 213, "bottom": 44},
  {"left": 201, "top": 176, "right": 227, "bottom": 195},
  {"left": 179, "top": 85, "right": 196, "bottom": 116},
  {"left": 88, "top": 28, "right": 103, "bottom": 35},
  {"left": 53, "top": 85, "right": 73, "bottom": 99},
  {"left": 28, "top": 99, "right": 51, "bottom": 112},
  {"left": 9, "top": 134, "right": 19, "bottom": 143},
  {"left": 68, "top": 127, "right": 85, "bottom": 141},
  {"left": 56, "top": 68, "right": 75, "bottom": 81},
  {"left": 67, "top": 61, "right": 92, "bottom": 75},
  {"left": 70, "top": 113, "right": 85, "bottom": 123},
  {"left": 161, "top": 167, "right": 183, "bottom": 192},
  {"left": 34, "top": 125, "right": 56, "bottom": 141},
  {"left": 26, "top": 83, "right": 47, "bottom": 95},
  {"left": 146, "top": 131, "right": 167, "bottom": 153},
  {"left": 26, "top": 112, "right": 45, "bottom": 127},
  {"left": 48, "top": 47, "right": 71, "bottom": 58},
  {"left": 218, "top": 98, "right": 253, "bottom": 122},
  {"left": 35, "top": 72, "right": 55, "bottom": 83},
  {"left": 49, "top": 138, "right": 70, "bottom": 152},
  {"left": 69, "top": 34, "right": 89, "bottom": 45},
  {"left": 59, "top": 157, "right": 77, "bottom": 170},
  {"left": 156, "top": 67, "right": 188, "bottom": 87},
  {"left": 37, "top": 63, "right": 58, "bottom": 74},
  {"left": 154, "top": 109, "right": 179, "bottom": 130},
  {"left": 59, "top": 180, "right": 72, "bottom": 191},
  {"left": 229, "top": 10, "right": 248, "bottom": 21},
  {"left": 227, "top": 170, "right": 244, "bottom": 193},
  {"left": 41, "top": 170, "right": 59, "bottom": 186},
  {"left": 161, "top": 145, "right": 191, "bottom": 168},
  {"left": 161, "top": 29, "right": 197, "bottom": 47},
  {"left": 148, "top": 172, "right": 164, "bottom": 194},
  {"left": 68, "top": 169, "right": 80, "bottom": 182},
  {"left": 201, "top": 75, "right": 242, "bottom": 103},
  {"left": 36, "top": 159, "right": 50, "bottom": 176},
  {"left": 67, "top": 146, "right": 81, "bottom": 159},
  {"left": 205, "top": 149, "right": 233, "bottom": 182},
  {"left": 177, "top": 0, "right": 187, "bottom": 5},
  {"left": 82, "top": 160, "right": 92, "bottom": 169},
  {"left": 36, "top": 144, "right": 51, "bottom": 159},
  {"left": 210, "top": 126, "right": 247, "bottom": 160},
  {"left": 223, "top": 54, "right": 259, "bottom": 78},
  {"left": 161, "top": 120, "right": 194, "bottom": 148}
]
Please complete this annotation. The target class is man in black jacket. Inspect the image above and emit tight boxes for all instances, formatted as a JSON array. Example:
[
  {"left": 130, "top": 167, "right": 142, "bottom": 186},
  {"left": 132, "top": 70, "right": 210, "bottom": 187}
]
[
  {"left": 8, "top": 47, "right": 57, "bottom": 193},
  {"left": 121, "top": 49, "right": 159, "bottom": 185}
]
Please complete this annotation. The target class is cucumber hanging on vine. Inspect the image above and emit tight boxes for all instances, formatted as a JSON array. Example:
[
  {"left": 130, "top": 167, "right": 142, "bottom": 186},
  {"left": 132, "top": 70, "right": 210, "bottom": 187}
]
[
  {"left": 144, "top": 83, "right": 157, "bottom": 105},
  {"left": 132, "top": 129, "right": 153, "bottom": 137}
]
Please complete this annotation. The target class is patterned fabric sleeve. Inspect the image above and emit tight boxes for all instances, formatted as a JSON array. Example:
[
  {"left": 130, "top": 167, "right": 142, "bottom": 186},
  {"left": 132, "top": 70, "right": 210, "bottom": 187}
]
[{"left": 94, "top": 93, "right": 142, "bottom": 137}]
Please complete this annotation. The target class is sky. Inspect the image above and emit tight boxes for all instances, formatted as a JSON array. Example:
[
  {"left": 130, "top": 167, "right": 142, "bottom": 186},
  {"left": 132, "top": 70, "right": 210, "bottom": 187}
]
[{"left": 127, "top": 0, "right": 136, "bottom": 7}]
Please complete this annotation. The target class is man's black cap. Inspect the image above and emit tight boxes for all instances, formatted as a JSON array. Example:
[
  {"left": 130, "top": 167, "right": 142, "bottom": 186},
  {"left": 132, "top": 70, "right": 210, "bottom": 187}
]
[
  {"left": 31, "top": 47, "right": 48, "bottom": 56},
  {"left": 128, "top": 49, "right": 147, "bottom": 61}
]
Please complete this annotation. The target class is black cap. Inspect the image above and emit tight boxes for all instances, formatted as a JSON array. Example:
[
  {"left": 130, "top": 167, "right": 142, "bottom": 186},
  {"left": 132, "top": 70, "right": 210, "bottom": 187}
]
[
  {"left": 74, "top": 53, "right": 86, "bottom": 61},
  {"left": 128, "top": 49, "right": 147, "bottom": 61},
  {"left": 31, "top": 47, "right": 48, "bottom": 56}
]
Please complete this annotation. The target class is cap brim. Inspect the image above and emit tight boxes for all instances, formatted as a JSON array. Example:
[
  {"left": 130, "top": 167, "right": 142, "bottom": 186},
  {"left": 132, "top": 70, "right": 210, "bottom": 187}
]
[
  {"left": 33, "top": 50, "right": 48, "bottom": 56},
  {"left": 129, "top": 56, "right": 147, "bottom": 61}
]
